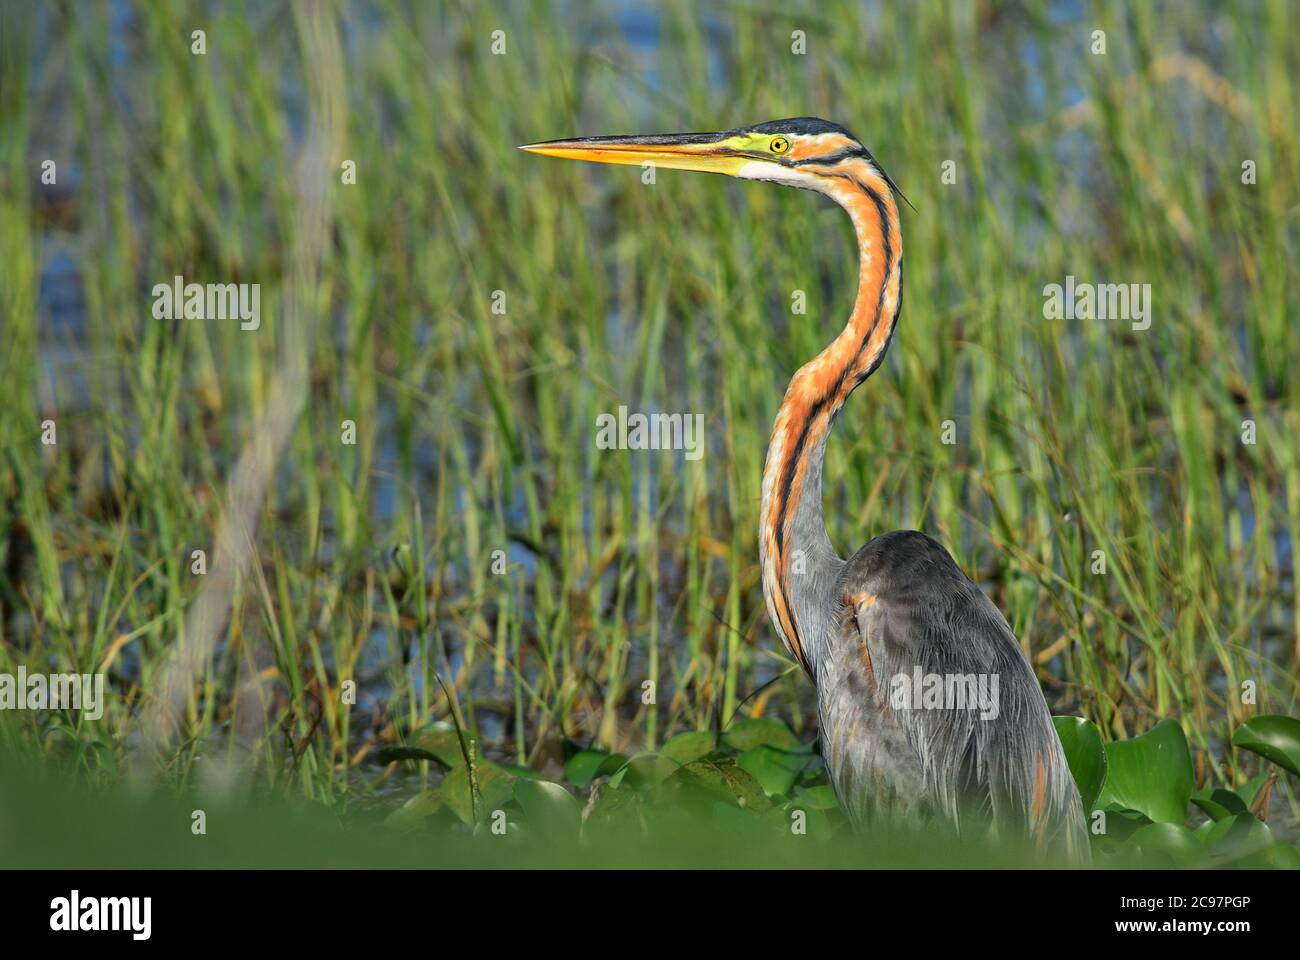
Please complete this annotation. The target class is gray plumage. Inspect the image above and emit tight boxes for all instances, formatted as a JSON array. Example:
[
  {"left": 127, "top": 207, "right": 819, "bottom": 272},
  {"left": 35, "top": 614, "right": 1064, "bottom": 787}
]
[
  {"left": 778, "top": 435, "right": 1087, "bottom": 858},
  {"left": 817, "top": 530, "right": 1088, "bottom": 858}
]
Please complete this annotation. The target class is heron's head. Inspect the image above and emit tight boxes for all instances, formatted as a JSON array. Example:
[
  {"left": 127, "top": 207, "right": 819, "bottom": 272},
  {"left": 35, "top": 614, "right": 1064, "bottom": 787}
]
[{"left": 521, "top": 117, "right": 908, "bottom": 207}]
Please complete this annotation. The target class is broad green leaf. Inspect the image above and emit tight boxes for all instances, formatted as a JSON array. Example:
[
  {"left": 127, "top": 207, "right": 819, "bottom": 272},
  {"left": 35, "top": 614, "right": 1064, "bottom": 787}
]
[
  {"left": 1052, "top": 716, "right": 1107, "bottom": 810},
  {"left": 608, "top": 751, "right": 660, "bottom": 788},
  {"left": 565, "top": 750, "right": 624, "bottom": 788},
  {"left": 793, "top": 784, "right": 840, "bottom": 811},
  {"left": 1098, "top": 804, "right": 1153, "bottom": 842},
  {"left": 661, "top": 731, "right": 716, "bottom": 764},
  {"left": 498, "top": 762, "right": 544, "bottom": 780},
  {"left": 410, "top": 722, "right": 470, "bottom": 769},
  {"left": 1231, "top": 715, "right": 1300, "bottom": 777},
  {"left": 439, "top": 761, "right": 514, "bottom": 825},
  {"left": 722, "top": 717, "right": 799, "bottom": 753},
  {"left": 737, "top": 745, "right": 811, "bottom": 797},
  {"left": 580, "top": 786, "right": 644, "bottom": 841},
  {"left": 1130, "top": 822, "right": 1201, "bottom": 863},
  {"left": 400, "top": 789, "right": 444, "bottom": 816},
  {"left": 383, "top": 790, "right": 443, "bottom": 831},
  {"left": 661, "top": 758, "right": 771, "bottom": 813},
  {"left": 513, "top": 779, "right": 582, "bottom": 837},
  {"left": 652, "top": 731, "right": 716, "bottom": 781},
  {"left": 1190, "top": 787, "right": 1249, "bottom": 821},
  {"left": 1198, "top": 812, "right": 1273, "bottom": 863},
  {"left": 1095, "top": 719, "right": 1194, "bottom": 824}
]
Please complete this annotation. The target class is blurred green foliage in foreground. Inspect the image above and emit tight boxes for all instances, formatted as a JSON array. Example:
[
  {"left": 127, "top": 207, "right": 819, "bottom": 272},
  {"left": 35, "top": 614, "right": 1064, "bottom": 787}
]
[{"left": 4, "top": 710, "right": 1298, "bottom": 868}]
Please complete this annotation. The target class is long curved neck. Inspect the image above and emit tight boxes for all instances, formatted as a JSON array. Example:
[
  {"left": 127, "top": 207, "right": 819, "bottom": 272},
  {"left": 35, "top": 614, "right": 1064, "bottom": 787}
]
[{"left": 759, "top": 170, "right": 903, "bottom": 677}]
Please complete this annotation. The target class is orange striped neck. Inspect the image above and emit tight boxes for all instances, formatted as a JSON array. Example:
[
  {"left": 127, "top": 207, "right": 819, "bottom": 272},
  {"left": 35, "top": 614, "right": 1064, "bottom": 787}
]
[{"left": 759, "top": 165, "right": 903, "bottom": 676}]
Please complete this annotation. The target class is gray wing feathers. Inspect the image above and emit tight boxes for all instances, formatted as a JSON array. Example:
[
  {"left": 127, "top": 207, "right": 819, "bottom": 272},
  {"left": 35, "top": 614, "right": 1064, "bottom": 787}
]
[{"left": 836, "top": 531, "right": 1088, "bottom": 858}]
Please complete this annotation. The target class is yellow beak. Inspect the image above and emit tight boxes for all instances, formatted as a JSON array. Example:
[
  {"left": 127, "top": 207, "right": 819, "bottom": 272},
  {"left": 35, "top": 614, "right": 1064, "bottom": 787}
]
[{"left": 519, "top": 131, "right": 751, "bottom": 177}]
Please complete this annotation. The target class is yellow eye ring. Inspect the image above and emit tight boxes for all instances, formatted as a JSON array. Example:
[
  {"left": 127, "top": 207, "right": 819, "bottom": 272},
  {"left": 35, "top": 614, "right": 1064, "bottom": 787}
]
[{"left": 770, "top": 136, "right": 790, "bottom": 155}]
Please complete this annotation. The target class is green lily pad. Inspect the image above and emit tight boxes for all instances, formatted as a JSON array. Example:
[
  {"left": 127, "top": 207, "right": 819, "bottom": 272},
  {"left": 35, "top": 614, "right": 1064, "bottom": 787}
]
[
  {"left": 1130, "top": 822, "right": 1201, "bottom": 863},
  {"left": 661, "top": 731, "right": 716, "bottom": 764},
  {"left": 737, "top": 745, "right": 812, "bottom": 797},
  {"left": 793, "top": 784, "right": 840, "bottom": 811},
  {"left": 564, "top": 750, "right": 625, "bottom": 788},
  {"left": 722, "top": 717, "right": 800, "bottom": 753},
  {"left": 1190, "top": 787, "right": 1249, "bottom": 821},
  {"left": 607, "top": 751, "right": 661, "bottom": 788},
  {"left": 513, "top": 779, "right": 582, "bottom": 838},
  {"left": 1231, "top": 715, "right": 1300, "bottom": 778},
  {"left": 498, "top": 762, "right": 544, "bottom": 780},
  {"left": 651, "top": 731, "right": 717, "bottom": 781},
  {"left": 1097, "top": 804, "right": 1153, "bottom": 841},
  {"left": 1052, "top": 716, "right": 1107, "bottom": 810},
  {"left": 1198, "top": 812, "right": 1273, "bottom": 863},
  {"left": 410, "top": 721, "right": 471, "bottom": 769},
  {"left": 383, "top": 789, "right": 443, "bottom": 831},
  {"left": 661, "top": 757, "right": 771, "bottom": 813},
  {"left": 1095, "top": 719, "right": 1194, "bottom": 824},
  {"left": 580, "top": 785, "right": 644, "bottom": 839},
  {"left": 439, "top": 760, "right": 514, "bottom": 825}
]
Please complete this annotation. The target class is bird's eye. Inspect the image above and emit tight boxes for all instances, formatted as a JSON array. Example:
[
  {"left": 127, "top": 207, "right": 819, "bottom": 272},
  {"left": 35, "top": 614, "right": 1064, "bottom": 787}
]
[{"left": 770, "top": 136, "right": 790, "bottom": 154}]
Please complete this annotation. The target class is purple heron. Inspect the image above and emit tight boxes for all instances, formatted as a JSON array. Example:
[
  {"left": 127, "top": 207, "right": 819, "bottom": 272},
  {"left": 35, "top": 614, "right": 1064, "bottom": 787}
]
[{"left": 523, "top": 118, "right": 1087, "bottom": 858}]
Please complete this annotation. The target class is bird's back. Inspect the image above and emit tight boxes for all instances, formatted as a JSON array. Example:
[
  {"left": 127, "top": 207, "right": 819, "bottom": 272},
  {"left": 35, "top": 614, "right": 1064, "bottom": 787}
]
[{"left": 821, "top": 530, "right": 1088, "bottom": 861}]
